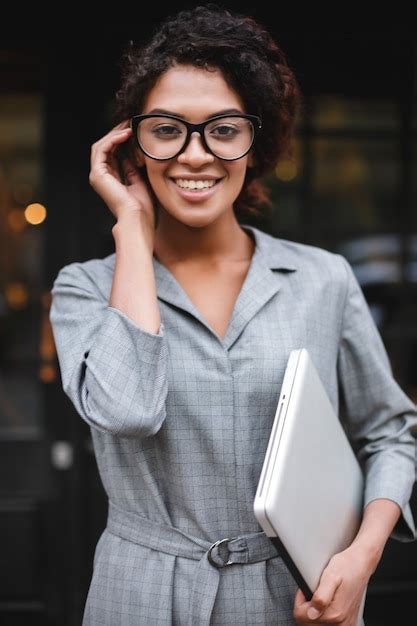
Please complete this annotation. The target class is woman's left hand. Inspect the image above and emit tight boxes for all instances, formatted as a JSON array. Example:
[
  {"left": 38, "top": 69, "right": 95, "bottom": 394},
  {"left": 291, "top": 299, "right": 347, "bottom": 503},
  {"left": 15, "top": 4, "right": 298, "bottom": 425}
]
[{"left": 293, "top": 542, "right": 379, "bottom": 625}]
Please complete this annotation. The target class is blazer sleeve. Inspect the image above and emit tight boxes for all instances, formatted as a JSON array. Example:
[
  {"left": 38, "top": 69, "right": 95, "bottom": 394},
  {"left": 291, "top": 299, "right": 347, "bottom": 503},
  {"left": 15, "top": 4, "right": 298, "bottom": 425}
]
[
  {"left": 336, "top": 254, "right": 417, "bottom": 542},
  {"left": 49, "top": 261, "right": 169, "bottom": 438}
]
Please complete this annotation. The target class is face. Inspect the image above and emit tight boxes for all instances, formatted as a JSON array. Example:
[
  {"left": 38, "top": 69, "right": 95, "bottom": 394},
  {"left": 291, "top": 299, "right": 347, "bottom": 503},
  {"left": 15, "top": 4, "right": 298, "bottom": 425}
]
[{"left": 134, "top": 64, "right": 255, "bottom": 228}]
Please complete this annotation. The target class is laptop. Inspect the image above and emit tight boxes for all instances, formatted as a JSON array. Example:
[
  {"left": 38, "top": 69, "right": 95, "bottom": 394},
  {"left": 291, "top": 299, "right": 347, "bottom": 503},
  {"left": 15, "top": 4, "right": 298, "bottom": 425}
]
[{"left": 253, "top": 348, "right": 367, "bottom": 626}]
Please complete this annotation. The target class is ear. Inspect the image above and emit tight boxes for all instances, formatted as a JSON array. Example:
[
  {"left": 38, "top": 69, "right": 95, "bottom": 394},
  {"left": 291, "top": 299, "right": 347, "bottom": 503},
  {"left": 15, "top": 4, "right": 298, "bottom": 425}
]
[{"left": 247, "top": 151, "right": 256, "bottom": 168}]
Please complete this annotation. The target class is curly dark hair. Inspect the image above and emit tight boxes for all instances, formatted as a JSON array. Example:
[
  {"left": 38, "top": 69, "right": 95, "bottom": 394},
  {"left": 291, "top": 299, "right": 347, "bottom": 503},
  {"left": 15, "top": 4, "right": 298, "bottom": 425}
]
[{"left": 112, "top": 3, "right": 304, "bottom": 219}]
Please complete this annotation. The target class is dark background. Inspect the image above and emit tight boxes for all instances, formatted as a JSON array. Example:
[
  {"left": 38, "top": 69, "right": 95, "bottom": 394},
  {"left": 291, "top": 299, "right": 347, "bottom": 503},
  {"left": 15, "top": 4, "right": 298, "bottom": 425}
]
[{"left": 1, "top": 4, "right": 416, "bottom": 624}]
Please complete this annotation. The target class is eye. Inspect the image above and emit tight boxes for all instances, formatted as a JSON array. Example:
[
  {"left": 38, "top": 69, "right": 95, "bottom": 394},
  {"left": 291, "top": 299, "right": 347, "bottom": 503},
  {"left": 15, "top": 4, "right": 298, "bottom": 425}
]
[
  {"left": 152, "top": 124, "right": 184, "bottom": 138},
  {"left": 210, "top": 125, "right": 237, "bottom": 137}
]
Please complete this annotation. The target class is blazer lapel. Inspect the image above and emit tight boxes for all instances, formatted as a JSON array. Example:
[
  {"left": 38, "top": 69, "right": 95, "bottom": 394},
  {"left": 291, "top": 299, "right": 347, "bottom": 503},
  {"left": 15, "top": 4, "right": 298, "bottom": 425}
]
[{"left": 152, "top": 224, "right": 298, "bottom": 351}]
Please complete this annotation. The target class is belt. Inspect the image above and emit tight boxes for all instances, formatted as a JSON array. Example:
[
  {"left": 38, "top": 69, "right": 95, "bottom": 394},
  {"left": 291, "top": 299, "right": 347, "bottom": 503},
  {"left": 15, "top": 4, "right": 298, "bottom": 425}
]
[{"left": 107, "top": 500, "right": 281, "bottom": 626}]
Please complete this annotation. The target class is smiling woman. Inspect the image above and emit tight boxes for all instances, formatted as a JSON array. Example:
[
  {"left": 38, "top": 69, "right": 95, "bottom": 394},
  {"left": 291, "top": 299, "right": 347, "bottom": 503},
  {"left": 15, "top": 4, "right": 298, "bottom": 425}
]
[
  {"left": 113, "top": 6, "right": 303, "bottom": 222},
  {"left": 48, "top": 4, "right": 417, "bottom": 626},
  {"left": 127, "top": 64, "right": 260, "bottom": 226}
]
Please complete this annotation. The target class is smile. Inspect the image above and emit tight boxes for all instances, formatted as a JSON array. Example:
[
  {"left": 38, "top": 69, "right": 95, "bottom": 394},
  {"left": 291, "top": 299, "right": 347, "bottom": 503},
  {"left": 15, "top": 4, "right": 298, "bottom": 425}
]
[
  {"left": 171, "top": 178, "right": 222, "bottom": 190},
  {"left": 168, "top": 177, "right": 224, "bottom": 202}
]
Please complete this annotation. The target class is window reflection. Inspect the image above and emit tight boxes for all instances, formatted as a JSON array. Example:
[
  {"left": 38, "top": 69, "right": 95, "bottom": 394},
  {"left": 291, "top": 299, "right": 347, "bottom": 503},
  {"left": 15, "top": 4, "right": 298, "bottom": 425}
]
[
  {"left": 311, "top": 138, "right": 400, "bottom": 232},
  {"left": 336, "top": 234, "right": 417, "bottom": 402},
  {"left": 264, "top": 92, "right": 416, "bottom": 404},
  {"left": 263, "top": 137, "right": 303, "bottom": 232},
  {"left": 312, "top": 95, "right": 399, "bottom": 131},
  {"left": 0, "top": 93, "right": 44, "bottom": 434},
  {"left": 337, "top": 235, "right": 417, "bottom": 285}
]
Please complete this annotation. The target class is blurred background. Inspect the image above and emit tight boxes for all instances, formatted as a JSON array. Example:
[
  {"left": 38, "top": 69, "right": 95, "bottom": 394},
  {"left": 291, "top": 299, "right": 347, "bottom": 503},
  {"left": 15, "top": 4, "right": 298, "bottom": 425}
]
[{"left": 1, "top": 5, "right": 416, "bottom": 625}]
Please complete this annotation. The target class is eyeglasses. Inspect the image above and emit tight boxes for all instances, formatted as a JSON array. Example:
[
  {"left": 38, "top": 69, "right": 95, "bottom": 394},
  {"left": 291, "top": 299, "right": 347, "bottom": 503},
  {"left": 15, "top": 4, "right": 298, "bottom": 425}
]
[{"left": 130, "top": 113, "right": 262, "bottom": 161}]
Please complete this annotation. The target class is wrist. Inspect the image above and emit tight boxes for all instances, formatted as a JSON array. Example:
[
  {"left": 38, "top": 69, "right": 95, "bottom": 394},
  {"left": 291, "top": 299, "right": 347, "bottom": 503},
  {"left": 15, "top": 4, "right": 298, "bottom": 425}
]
[
  {"left": 112, "top": 215, "right": 154, "bottom": 256},
  {"left": 349, "top": 498, "right": 402, "bottom": 574},
  {"left": 113, "top": 209, "right": 147, "bottom": 230},
  {"left": 349, "top": 536, "right": 384, "bottom": 575}
]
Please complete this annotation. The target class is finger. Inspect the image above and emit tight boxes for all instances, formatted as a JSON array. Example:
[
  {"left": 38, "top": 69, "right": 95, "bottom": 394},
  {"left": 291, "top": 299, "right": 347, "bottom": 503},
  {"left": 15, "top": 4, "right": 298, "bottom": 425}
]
[
  {"left": 305, "top": 574, "right": 343, "bottom": 621},
  {"left": 91, "top": 129, "right": 132, "bottom": 170},
  {"left": 294, "top": 593, "right": 324, "bottom": 622},
  {"left": 294, "top": 589, "right": 324, "bottom": 622},
  {"left": 113, "top": 119, "right": 131, "bottom": 130},
  {"left": 98, "top": 127, "right": 132, "bottom": 146},
  {"left": 294, "top": 588, "right": 307, "bottom": 608},
  {"left": 91, "top": 127, "right": 132, "bottom": 155}
]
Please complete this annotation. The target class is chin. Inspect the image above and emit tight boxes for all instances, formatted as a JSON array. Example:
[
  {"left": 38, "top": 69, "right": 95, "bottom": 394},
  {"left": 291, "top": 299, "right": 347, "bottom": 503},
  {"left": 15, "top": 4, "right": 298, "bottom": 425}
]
[
  {"left": 179, "top": 212, "right": 220, "bottom": 229},
  {"left": 160, "top": 197, "right": 213, "bottom": 215}
]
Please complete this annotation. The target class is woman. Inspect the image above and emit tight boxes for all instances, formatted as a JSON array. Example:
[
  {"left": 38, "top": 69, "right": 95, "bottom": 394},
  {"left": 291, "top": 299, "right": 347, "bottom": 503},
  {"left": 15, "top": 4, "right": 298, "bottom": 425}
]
[{"left": 49, "top": 4, "right": 417, "bottom": 625}]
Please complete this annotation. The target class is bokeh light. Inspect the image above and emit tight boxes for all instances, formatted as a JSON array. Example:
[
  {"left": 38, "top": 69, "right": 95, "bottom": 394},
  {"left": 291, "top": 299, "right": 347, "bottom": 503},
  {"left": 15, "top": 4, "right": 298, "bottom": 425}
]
[{"left": 24, "top": 202, "right": 47, "bottom": 225}]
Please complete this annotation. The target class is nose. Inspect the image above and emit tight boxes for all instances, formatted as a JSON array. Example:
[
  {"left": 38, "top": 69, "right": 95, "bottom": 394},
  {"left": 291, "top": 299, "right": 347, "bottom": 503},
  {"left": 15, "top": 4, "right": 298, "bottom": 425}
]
[{"left": 177, "top": 131, "right": 215, "bottom": 166}]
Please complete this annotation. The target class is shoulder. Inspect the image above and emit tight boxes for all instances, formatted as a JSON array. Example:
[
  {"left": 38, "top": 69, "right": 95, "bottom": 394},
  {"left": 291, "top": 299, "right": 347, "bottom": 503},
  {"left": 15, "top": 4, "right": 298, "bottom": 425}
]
[
  {"left": 51, "top": 252, "right": 116, "bottom": 301},
  {"left": 251, "top": 225, "right": 351, "bottom": 283}
]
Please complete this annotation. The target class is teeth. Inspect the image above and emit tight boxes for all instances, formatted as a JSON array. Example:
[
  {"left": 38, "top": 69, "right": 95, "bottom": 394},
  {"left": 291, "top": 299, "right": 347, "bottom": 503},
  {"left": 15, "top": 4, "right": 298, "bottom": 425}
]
[{"left": 174, "top": 179, "right": 217, "bottom": 190}]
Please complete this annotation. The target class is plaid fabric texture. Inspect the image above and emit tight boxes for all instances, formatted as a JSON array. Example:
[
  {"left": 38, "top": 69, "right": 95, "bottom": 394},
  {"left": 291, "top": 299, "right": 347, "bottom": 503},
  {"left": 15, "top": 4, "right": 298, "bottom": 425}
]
[{"left": 49, "top": 224, "right": 417, "bottom": 625}]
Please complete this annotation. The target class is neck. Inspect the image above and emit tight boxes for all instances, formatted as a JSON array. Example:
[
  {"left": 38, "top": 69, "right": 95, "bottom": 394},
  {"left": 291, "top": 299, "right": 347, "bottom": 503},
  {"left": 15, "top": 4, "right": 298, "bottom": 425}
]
[{"left": 153, "top": 210, "right": 254, "bottom": 266}]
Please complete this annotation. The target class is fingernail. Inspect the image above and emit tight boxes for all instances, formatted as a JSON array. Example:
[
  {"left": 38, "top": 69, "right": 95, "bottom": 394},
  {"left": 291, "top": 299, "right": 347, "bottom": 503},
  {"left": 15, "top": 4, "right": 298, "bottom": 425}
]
[{"left": 307, "top": 607, "right": 321, "bottom": 619}]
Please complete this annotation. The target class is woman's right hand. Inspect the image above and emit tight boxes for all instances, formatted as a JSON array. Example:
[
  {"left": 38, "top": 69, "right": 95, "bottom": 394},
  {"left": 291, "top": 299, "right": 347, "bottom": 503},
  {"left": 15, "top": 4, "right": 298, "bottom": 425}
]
[{"left": 89, "top": 119, "right": 156, "bottom": 239}]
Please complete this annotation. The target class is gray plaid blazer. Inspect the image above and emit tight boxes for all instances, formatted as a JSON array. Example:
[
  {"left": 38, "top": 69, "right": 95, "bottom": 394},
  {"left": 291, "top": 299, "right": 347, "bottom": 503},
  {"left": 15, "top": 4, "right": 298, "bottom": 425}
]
[{"left": 49, "top": 224, "right": 417, "bottom": 626}]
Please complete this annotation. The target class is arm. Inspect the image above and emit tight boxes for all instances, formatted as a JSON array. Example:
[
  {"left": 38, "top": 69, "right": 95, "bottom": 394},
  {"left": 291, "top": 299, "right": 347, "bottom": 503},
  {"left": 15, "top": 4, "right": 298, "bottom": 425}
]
[
  {"left": 336, "top": 254, "right": 417, "bottom": 543},
  {"left": 294, "top": 256, "right": 417, "bottom": 624},
  {"left": 110, "top": 213, "right": 161, "bottom": 334},
  {"left": 50, "top": 122, "right": 170, "bottom": 439},
  {"left": 351, "top": 497, "right": 402, "bottom": 567},
  {"left": 49, "top": 217, "right": 169, "bottom": 439}
]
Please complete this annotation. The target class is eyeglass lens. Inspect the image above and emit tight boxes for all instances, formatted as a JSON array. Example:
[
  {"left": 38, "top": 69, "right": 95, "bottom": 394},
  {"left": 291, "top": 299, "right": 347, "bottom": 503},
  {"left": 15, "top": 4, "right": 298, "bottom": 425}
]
[{"left": 136, "top": 116, "right": 254, "bottom": 159}]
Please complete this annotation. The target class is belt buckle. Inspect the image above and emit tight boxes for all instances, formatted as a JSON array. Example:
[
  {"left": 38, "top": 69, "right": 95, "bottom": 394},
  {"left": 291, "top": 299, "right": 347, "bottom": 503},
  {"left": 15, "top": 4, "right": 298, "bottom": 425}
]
[{"left": 207, "top": 537, "right": 233, "bottom": 568}]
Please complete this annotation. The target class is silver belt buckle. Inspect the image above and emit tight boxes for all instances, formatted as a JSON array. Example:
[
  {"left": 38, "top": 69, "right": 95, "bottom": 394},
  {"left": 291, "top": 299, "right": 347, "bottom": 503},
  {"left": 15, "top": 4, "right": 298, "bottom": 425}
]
[{"left": 207, "top": 537, "right": 233, "bottom": 568}]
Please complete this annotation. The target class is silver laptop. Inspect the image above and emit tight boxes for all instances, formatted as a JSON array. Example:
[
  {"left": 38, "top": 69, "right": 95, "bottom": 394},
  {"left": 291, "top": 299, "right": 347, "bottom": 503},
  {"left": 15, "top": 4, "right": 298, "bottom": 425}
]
[{"left": 253, "top": 348, "right": 367, "bottom": 625}]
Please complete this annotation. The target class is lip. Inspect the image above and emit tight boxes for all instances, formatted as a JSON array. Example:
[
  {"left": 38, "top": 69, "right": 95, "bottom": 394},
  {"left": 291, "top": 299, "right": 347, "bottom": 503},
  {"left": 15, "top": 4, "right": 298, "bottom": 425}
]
[
  {"left": 169, "top": 177, "right": 224, "bottom": 203},
  {"left": 170, "top": 174, "right": 222, "bottom": 180}
]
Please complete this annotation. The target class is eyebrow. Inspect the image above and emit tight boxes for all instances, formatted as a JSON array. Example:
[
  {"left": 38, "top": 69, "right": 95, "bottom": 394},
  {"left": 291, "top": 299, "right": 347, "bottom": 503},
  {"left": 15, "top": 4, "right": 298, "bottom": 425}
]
[{"left": 146, "top": 107, "right": 244, "bottom": 117}]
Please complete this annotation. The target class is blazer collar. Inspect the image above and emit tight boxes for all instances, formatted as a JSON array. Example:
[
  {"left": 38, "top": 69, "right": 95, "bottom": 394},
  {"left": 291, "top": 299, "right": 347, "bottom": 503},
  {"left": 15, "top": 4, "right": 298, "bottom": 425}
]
[
  {"left": 240, "top": 224, "right": 299, "bottom": 272},
  {"left": 151, "top": 223, "right": 298, "bottom": 350}
]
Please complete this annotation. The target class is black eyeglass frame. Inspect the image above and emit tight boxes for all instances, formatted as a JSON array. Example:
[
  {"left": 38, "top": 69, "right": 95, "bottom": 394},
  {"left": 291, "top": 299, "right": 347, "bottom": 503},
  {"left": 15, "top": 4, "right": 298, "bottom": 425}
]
[{"left": 130, "top": 113, "right": 262, "bottom": 161}]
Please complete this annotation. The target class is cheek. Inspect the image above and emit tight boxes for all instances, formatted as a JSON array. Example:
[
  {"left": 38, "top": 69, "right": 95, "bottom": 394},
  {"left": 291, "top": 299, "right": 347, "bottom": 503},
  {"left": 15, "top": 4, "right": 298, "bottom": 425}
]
[
  {"left": 145, "top": 165, "right": 169, "bottom": 191},
  {"left": 228, "top": 163, "right": 248, "bottom": 188}
]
